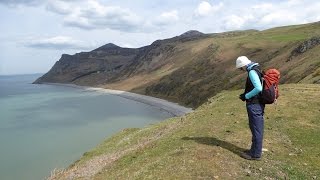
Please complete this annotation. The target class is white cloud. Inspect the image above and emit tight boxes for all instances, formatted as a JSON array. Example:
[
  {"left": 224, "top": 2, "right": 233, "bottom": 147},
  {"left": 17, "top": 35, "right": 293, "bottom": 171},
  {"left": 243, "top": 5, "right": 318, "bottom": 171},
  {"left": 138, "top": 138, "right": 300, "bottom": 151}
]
[
  {"left": 153, "top": 10, "right": 179, "bottom": 26},
  {"left": 0, "top": 0, "right": 43, "bottom": 7},
  {"left": 255, "top": 1, "right": 320, "bottom": 28},
  {"left": 0, "top": 0, "right": 84, "bottom": 7},
  {"left": 260, "top": 10, "right": 298, "bottom": 26},
  {"left": 25, "top": 36, "right": 93, "bottom": 50},
  {"left": 250, "top": 2, "right": 299, "bottom": 27},
  {"left": 2, "top": 0, "right": 320, "bottom": 75},
  {"left": 299, "top": 2, "right": 320, "bottom": 22},
  {"left": 287, "top": 0, "right": 301, "bottom": 6},
  {"left": 63, "top": 9, "right": 95, "bottom": 30},
  {"left": 194, "top": 1, "right": 223, "bottom": 17},
  {"left": 220, "top": 0, "right": 320, "bottom": 31},
  {"left": 46, "top": 0, "right": 72, "bottom": 15},
  {"left": 252, "top": 3, "right": 273, "bottom": 12},
  {"left": 223, "top": 14, "right": 255, "bottom": 30},
  {"left": 46, "top": 0, "right": 143, "bottom": 32}
]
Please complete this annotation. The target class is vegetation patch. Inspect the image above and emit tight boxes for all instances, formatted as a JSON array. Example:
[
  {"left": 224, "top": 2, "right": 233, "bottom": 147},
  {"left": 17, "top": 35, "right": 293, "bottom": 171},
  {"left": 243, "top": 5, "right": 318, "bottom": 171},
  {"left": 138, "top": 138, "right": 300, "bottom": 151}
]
[{"left": 49, "top": 84, "right": 320, "bottom": 179}]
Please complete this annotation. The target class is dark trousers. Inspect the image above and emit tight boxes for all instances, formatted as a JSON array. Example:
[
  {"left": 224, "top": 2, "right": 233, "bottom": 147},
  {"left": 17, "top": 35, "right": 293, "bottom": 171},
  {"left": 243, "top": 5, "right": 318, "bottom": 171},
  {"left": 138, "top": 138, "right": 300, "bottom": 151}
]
[{"left": 246, "top": 103, "right": 265, "bottom": 157}]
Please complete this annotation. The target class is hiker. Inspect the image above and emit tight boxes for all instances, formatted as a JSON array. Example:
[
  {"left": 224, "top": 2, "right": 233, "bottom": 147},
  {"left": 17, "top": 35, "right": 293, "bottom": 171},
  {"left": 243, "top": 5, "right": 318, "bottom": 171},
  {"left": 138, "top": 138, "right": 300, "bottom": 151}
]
[{"left": 236, "top": 56, "right": 265, "bottom": 160}]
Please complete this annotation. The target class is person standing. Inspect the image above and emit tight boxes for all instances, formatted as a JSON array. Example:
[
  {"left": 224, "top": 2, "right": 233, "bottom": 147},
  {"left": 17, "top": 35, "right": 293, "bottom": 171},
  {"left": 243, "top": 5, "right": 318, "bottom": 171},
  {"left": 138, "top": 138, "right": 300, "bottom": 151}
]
[{"left": 236, "top": 56, "right": 265, "bottom": 160}]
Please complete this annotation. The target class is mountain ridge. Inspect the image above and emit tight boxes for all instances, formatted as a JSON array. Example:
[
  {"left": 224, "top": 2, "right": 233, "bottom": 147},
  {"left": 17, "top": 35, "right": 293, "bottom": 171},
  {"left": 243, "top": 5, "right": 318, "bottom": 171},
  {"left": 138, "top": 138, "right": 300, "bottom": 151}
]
[{"left": 34, "top": 22, "right": 320, "bottom": 108}]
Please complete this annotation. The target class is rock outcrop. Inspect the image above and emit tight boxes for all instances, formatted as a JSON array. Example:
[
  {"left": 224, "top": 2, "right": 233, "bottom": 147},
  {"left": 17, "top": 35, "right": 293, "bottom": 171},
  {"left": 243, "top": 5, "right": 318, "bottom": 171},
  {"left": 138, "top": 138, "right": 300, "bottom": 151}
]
[{"left": 287, "top": 37, "right": 320, "bottom": 61}]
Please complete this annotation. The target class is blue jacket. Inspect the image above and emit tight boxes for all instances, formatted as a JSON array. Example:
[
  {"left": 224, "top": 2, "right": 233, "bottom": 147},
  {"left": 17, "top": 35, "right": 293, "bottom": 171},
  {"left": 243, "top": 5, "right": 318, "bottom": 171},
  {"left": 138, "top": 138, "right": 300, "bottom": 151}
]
[{"left": 245, "top": 63, "right": 262, "bottom": 99}]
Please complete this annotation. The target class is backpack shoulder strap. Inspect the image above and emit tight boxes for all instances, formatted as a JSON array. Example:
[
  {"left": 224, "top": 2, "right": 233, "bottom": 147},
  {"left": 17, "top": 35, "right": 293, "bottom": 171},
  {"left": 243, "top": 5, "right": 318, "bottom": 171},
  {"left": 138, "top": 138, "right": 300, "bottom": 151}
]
[
  {"left": 251, "top": 65, "right": 263, "bottom": 84},
  {"left": 251, "top": 65, "right": 262, "bottom": 76}
]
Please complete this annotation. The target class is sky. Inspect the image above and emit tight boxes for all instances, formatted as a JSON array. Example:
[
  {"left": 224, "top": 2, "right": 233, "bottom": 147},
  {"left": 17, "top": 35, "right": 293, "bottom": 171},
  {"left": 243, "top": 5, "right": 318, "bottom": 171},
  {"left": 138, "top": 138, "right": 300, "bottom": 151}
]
[{"left": 1, "top": 0, "right": 320, "bottom": 75}]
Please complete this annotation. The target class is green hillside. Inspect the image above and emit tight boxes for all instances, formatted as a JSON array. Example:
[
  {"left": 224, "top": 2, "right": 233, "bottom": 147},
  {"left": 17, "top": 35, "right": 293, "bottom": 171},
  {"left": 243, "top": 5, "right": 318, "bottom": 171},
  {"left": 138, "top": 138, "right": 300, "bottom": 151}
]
[
  {"left": 141, "top": 23, "right": 320, "bottom": 108},
  {"left": 35, "top": 22, "right": 320, "bottom": 109},
  {"left": 49, "top": 84, "right": 320, "bottom": 179}
]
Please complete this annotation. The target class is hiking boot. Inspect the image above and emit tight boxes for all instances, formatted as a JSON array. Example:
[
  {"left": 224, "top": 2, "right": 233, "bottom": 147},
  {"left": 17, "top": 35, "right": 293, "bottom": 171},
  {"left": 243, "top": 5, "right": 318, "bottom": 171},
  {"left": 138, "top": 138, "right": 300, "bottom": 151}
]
[
  {"left": 243, "top": 149, "right": 251, "bottom": 154},
  {"left": 240, "top": 152, "right": 261, "bottom": 161}
]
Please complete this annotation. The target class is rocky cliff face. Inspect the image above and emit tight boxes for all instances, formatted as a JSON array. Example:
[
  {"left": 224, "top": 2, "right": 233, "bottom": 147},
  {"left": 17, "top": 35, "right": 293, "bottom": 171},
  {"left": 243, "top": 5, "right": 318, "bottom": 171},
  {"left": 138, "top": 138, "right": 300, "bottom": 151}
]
[
  {"left": 34, "top": 31, "right": 207, "bottom": 85},
  {"left": 33, "top": 43, "right": 142, "bottom": 85}
]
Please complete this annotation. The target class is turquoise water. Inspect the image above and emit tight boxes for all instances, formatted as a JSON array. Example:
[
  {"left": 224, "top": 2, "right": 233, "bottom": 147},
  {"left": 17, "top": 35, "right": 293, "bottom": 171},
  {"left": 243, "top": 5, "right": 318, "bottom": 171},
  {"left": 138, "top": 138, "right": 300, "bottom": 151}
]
[{"left": 0, "top": 74, "right": 172, "bottom": 180}]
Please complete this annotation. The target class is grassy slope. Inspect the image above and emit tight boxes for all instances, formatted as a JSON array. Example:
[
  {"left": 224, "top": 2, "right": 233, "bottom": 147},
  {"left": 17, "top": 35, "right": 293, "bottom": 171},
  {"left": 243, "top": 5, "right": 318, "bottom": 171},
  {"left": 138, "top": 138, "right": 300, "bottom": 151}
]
[
  {"left": 51, "top": 84, "right": 320, "bottom": 179},
  {"left": 127, "top": 22, "right": 320, "bottom": 108}
]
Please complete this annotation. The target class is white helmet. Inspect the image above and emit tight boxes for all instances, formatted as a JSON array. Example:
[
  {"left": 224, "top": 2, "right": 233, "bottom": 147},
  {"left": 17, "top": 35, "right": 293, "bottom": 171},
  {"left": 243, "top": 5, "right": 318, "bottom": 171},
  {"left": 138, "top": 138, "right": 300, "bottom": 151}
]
[{"left": 236, "top": 56, "right": 251, "bottom": 68}]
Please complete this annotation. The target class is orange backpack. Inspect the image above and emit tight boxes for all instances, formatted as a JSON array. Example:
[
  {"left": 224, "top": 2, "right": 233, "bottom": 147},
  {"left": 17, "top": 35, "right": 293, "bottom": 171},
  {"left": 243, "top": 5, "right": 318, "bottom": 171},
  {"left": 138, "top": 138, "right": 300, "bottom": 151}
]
[{"left": 260, "top": 69, "right": 281, "bottom": 104}]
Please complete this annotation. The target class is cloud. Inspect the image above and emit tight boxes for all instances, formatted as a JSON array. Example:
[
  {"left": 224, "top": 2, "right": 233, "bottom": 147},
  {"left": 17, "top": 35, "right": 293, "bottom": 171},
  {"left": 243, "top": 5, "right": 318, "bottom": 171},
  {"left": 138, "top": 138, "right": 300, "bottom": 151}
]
[
  {"left": 194, "top": 1, "right": 223, "bottom": 17},
  {"left": 223, "top": 14, "right": 255, "bottom": 30},
  {"left": 153, "top": 10, "right": 179, "bottom": 26},
  {"left": 46, "top": 0, "right": 73, "bottom": 15},
  {"left": 252, "top": 3, "right": 273, "bottom": 12},
  {"left": 260, "top": 11, "right": 298, "bottom": 26},
  {"left": 0, "top": 0, "right": 83, "bottom": 8},
  {"left": 3, "top": 0, "right": 320, "bottom": 35},
  {"left": 255, "top": 1, "right": 320, "bottom": 28},
  {"left": 287, "top": 0, "right": 301, "bottom": 6},
  {"left": 46, "top": 0, "right": 143, "bottom": 32},
  {"left": 220, "top": 0, "right": 320, "bottom": 31},
  {"left": 25, "top": 36, "right": 93, "bottom": 50},
  {"left": 0, "top": 0, "right": 43, "bottom": 7}
]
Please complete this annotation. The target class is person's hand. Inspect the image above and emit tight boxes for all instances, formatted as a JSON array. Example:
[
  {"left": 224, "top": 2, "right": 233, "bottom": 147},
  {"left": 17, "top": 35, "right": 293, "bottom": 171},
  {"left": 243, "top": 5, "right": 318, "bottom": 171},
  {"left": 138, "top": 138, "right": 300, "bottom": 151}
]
[{"left": 239, "top": 94, "right": 246, "bottom": 101}]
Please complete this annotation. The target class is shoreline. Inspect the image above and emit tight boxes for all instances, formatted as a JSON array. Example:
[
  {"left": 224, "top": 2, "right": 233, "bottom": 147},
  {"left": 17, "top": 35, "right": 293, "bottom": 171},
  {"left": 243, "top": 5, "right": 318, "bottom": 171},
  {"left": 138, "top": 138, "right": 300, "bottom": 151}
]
[{"left": 41, "top": 83, "right": 193, "bottom": 117}]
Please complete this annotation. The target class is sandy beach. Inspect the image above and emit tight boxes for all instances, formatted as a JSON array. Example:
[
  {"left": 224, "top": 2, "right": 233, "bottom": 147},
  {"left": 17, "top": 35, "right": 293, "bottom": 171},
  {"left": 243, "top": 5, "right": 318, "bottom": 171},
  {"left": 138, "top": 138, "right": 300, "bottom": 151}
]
[{"left": 43, "top": 83, "right": 193, "bottom": 117}]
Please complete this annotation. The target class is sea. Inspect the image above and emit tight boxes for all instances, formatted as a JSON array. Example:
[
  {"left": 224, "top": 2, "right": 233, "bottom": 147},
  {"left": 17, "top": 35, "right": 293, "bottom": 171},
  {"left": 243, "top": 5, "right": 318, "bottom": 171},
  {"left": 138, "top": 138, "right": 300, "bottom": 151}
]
[{"left": 0, "top": 74, "right": 173, "bottom": 180}]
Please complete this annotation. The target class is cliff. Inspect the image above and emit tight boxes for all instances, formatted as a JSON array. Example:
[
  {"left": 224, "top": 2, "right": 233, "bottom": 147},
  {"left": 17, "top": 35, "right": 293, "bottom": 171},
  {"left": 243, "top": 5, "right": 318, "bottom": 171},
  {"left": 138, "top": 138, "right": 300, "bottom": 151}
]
[{"left": 35, "top": 22, "right": 320, "bottom": 108}]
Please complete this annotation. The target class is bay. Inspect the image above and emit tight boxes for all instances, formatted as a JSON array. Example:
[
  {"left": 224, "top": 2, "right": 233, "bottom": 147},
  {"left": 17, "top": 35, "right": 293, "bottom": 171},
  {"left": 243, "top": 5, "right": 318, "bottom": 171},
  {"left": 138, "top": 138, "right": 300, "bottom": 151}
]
[{"left": 0, "top": 74, "right": 172, "bottom": 180}]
